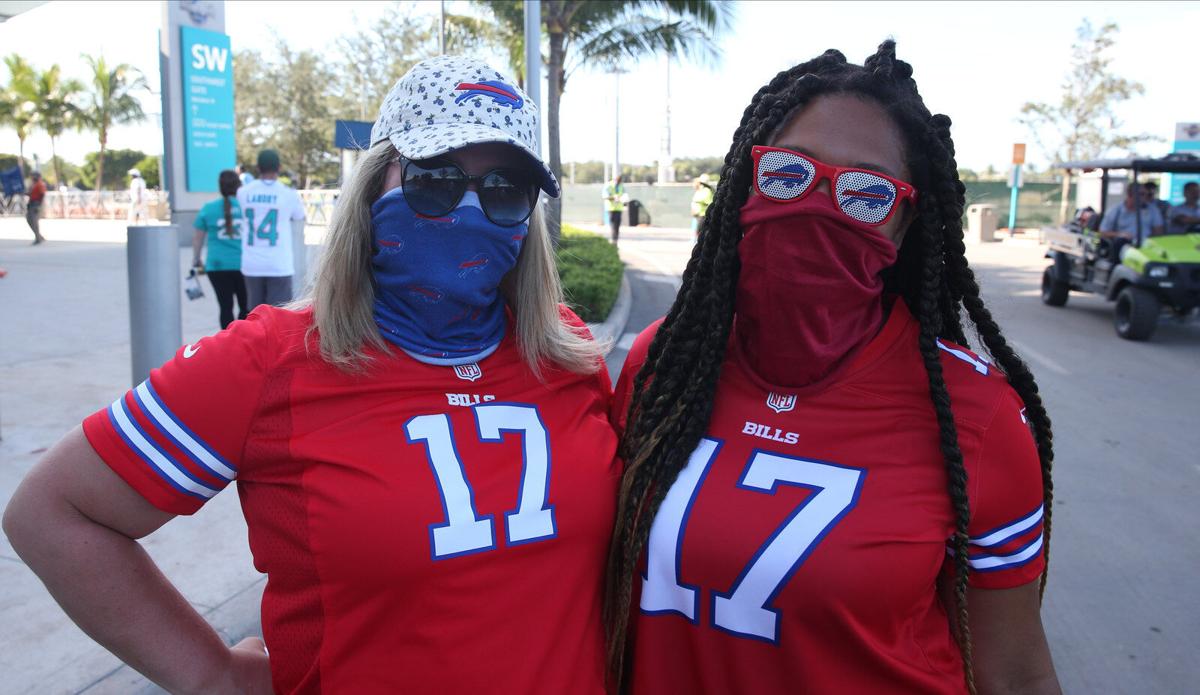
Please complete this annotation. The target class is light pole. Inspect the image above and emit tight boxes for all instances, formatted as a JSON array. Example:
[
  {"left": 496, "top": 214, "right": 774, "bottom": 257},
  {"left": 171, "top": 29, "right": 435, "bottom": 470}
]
[{"left": 523, "top": 0, "right": 542, "bottom": 154}]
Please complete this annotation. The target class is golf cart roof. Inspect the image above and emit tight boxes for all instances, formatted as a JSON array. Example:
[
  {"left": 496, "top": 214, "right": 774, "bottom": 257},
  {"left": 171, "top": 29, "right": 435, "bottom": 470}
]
[{"left": 1054, "top": 153, "right": 1200, "bottom": 174}]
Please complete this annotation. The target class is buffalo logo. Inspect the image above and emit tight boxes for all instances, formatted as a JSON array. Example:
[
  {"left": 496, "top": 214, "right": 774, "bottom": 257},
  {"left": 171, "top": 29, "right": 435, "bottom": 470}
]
[
  {"left": 761, "top": 164, "right": 811, "bottom": 190},
  {"left": 839, "top": 184, "right": 895, "bottom": 210},
  {"left": 454, "top": 363, "right": 483, "bottom": 382},
  {"left": 377, "top": 237, "right": 403, "bottom": 255},
  {"left": 458, "top": 254, "right": 490, "bottom": 278},
  {"left": 454, "top": 80, "right": 524, "bottom": 109},
  {"left": 414, "top": 212, "right": 458, "bottom": 230},
  {"left": 407, "top": 285, "right": 445, "bottom": 303},
  {"left": 766, "top": 392, "right": 796, "bottom": 414}
]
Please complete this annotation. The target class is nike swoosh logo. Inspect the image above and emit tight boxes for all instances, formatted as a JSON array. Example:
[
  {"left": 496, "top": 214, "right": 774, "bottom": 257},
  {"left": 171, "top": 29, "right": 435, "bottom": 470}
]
[{"left": 183, "top": 343, "right": 201, "bottom": 359}]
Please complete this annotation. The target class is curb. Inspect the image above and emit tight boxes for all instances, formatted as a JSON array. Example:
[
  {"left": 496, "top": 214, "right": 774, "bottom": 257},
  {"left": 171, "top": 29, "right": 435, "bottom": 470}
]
[{"left": 586, "top": 268, "right": 632, "bottom": 356}]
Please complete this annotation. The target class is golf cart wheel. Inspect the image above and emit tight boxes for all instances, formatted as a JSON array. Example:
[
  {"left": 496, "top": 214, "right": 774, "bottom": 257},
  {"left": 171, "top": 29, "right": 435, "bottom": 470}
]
[
  {"left": 1041, "top": 266, "right": 1069, "bottom": 306},
  {"left": 1114, "top": 286, "right": 1160, "bottom": 341}
]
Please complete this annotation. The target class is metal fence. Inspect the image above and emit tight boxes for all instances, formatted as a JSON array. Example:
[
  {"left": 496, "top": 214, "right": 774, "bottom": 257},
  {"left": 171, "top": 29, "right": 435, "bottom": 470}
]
[{"left": 0, "top": 190, "right": 171, "bottom": 220}]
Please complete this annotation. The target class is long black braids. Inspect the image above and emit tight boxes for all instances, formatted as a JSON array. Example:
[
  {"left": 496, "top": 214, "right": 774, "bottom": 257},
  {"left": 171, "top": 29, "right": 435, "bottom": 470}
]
[{"left": 603, "top": 40, "right": 1055, "bottom": 694}]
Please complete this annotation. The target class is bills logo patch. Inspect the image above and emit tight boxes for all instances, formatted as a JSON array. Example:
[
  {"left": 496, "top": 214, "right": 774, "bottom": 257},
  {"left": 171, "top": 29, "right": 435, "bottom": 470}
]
[
  {"left": 454, "top": 363, "right": 483, "bottom": 382},
  {"left": 766, "top": 392, "right": 796, "bottom": 414}
]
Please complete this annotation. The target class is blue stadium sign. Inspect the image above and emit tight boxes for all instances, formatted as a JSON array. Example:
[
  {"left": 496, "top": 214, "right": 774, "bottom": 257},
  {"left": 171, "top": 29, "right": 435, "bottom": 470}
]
[{"left": 180, "top": 25, "right": 235, "bottom": 192}]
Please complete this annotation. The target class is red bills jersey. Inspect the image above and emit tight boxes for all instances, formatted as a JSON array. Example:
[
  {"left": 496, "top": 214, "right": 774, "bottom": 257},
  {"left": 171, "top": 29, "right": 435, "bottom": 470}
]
[
  {"left": 83, "top": 306, "right": 618, "bottom": 695},
  {"left": 612, "top": 300, "right": 1045, "bottom": 695}
]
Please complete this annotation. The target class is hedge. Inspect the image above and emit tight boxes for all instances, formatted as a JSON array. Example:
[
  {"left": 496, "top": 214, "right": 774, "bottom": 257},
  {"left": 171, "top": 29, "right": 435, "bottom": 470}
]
[{"left": 556, "top": 225, "right": 623, "bottom": 323}]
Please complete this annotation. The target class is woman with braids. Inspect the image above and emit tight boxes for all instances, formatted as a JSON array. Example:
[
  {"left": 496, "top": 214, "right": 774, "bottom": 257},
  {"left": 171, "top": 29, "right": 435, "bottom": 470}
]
[
  {"left": 192, "top": 169, "right": 248, "bottom": 329},
  {"left": 606, "top": 41, "right": 1060, "bottom": 695}
]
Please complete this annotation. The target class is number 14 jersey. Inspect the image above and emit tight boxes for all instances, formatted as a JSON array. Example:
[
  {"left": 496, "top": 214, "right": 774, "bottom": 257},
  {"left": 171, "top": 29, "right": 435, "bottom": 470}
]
[{"left": 612, "top": 300, "right": 1045, "bottom": 695}]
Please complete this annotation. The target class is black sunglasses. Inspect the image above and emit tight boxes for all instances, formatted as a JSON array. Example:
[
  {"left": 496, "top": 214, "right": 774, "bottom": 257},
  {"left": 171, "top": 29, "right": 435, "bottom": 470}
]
[{"left": 395, "top": 156, "right": 540, "bottom": 227}]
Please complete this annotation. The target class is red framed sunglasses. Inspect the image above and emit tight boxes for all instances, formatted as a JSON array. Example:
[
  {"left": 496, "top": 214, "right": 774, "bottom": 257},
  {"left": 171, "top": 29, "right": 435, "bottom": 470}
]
[{"left": 751, "top": 145, "right": 918, "bottom": 226}]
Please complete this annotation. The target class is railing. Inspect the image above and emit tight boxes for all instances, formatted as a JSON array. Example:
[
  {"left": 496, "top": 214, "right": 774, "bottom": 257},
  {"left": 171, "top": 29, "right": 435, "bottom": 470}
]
[
  {"left": 0, "top": 190, "right": 171, "bottom": 220},
  {"left": 2, "top": 189, "right": 338, "bottom": 224}
]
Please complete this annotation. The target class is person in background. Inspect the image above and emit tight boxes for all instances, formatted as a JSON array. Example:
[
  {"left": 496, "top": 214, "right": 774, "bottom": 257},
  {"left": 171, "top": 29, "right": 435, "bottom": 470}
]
[
  {"left": 1167, "top": 181, "right": 1200, "bottom": 235},
  {"left": 603, "top": 174, "right": 628, "bottom": 245},
  {"left": 1143, "top": 181, "right": 1171, "bottom": 231},
  {"left": 237, "top": 149, "right": 306, "bottom": 309},
  {"left": 128, "top": 169, "right": 148, "bottom": 225},
  {"left": 1098, "top": 183, "right": 1163, "bottom": 258},
  {"left": 26, "top": 171, "right": 46, "bottom": 245},
  {"left": 690, "top": 173, "right": 715, "bottom": 238},
  {"left": 193, "top": 170, "right": 248, "bottom": 329}
]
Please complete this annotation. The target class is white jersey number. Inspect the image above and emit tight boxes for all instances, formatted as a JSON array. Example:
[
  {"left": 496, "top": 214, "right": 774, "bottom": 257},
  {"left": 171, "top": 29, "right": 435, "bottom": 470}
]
[
  {"left": 641, "top": 439, "right": 865, "bottom": 643},
  {"left": 405, "top": 404, "right": 556, "bottom": 560}
]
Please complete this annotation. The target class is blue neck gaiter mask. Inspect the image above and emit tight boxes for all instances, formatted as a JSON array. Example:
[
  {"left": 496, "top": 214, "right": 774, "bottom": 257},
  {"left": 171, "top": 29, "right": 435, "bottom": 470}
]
[{"left": 370, "top": 188, "right": 526, "bottom": 361}]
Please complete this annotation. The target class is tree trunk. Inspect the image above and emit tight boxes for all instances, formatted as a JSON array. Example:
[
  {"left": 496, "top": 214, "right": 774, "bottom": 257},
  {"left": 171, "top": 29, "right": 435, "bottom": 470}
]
[
  {"left": 17, "top": 138, "right": 26, "bottom": 178},
  {"left": 50, "top": 136, "right": 63, "bottom": 188},
  {"left": 1058, "top": 170, "right": 1071, "bottom": 225},
  {"left": 95, "top": 129, "right": 107, "bottom": 192},
  {"left": 545, "top": 28, "right": 566, "bottom": 244}
]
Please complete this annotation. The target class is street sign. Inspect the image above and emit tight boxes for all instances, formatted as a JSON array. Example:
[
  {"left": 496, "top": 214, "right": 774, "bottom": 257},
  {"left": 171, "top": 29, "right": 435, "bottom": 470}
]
[
  {"left": 180, "top": 25, "right": 235, "bottom": 193},
  {"left": 1012, "top": 143, "right": 1026, "bottom": 165}
]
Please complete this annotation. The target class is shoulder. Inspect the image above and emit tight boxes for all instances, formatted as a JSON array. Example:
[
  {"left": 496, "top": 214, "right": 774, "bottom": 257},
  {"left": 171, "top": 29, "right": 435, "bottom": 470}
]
[
  {"left": 556, "top": 303, "right": 594, "bottom": 340},
  {"left": 623, "top": 318, "right": 664, "bottom": 376},
  {"left": 934, "top": 337, "right": 1018, "bottom": 428}
]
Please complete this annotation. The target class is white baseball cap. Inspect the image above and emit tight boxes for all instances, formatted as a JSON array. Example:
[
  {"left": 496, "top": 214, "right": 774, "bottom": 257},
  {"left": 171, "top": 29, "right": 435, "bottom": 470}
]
[{"left": 370, "top": 55, "right": 559, "bottom": 197}]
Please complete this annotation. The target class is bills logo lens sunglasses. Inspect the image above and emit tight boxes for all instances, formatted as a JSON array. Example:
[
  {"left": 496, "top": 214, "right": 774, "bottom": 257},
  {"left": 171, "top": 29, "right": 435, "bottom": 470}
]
[{"left": 751, "top": 145, "right": 918, "bottom": 227}]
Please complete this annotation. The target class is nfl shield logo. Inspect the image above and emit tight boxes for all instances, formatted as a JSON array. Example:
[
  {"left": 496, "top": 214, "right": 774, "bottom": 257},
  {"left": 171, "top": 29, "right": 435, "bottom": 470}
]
[
  {"left": 766, "top": 392, "right": 796, "bottom": 414},
  {"left": 454, "top": 363, "right": 483, "bottom": 382}
]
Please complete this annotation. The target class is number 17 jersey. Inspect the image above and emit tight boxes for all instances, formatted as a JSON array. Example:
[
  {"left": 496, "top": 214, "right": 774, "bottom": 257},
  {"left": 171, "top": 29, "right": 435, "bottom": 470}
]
[
  {"left": 83, "top": 305, "right": 618, "bottom": 694},
  {"left": 612, "top": 300, "right": 1046, "bottom": 694}
]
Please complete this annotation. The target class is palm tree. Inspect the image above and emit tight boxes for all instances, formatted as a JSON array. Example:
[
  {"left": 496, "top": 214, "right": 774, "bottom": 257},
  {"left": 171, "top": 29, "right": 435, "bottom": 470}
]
[
  {"left": 470, "top": 0, "right": 732, "bottom": 230},
  {"left": 80, "top": 54, "right": 148, "bottom": 191},
  {"left": 32, "top": 64, "right": 85, "bottom": 187},
  {"left": 2, "top": 54, "right": 39, "bottom": 176}
]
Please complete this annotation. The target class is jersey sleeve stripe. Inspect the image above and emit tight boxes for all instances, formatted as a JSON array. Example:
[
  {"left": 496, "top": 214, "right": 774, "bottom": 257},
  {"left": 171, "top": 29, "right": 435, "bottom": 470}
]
[
  {"left": 964, "top": 533, "right": 1043, "bottom": 572},
  {"left": 108, "top": 397, "right": 219, "bottom": 500},
  {"left": 969, "top": 504, "right": 1044, "bottom": 548},
  {"left": 136, "top": 380, "right": 238, "bottom": 480}
]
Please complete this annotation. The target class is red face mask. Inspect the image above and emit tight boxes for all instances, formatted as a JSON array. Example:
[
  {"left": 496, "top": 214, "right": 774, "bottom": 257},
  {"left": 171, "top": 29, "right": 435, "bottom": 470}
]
[{"left": 735, "top": 192, "right": 900, "bottom": 389}]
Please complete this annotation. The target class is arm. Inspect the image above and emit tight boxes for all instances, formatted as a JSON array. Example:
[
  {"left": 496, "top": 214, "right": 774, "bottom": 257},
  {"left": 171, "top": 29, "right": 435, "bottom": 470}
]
[
  {"left": 192, "top": 227, "right": 206, "bottom": 269},
  {"left": 939, "top": 580, "right": 1061, "bottom": 695},
  {"left": 2, "top": 427, "right": 271, "bottom": 695}
]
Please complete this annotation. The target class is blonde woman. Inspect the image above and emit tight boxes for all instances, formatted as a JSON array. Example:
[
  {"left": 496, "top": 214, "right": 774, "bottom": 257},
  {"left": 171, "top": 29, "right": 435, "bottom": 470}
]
[{"left": 4, "top": 56, "right": 618, "bottom": 695}]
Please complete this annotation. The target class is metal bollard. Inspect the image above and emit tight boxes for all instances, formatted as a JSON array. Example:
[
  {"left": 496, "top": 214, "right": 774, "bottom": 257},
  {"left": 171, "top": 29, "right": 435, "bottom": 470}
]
[
  {"left": 291, "top": 218, "right": 308, "bottom": 299},
  {"left": 128, "top": 225, "right": 182, "bottom": 386}
]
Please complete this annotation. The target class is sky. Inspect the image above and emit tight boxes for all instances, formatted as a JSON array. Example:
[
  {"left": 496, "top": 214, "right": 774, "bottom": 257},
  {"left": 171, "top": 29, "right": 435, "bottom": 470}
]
[{"left": 1, "top": 0, "right": 1197, "bottom": 174}]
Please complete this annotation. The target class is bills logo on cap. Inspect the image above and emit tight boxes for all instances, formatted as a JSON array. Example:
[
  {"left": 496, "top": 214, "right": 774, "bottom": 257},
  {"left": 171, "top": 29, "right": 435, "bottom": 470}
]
[
  {"left": 766, "top": 392, "right": 796, "bottom": 414},
  {"left": 454, "top": 80, "right": 524, "bottom": 109},
  {"left": 454, "top": 363, "right": 483, "bottom": 382}
]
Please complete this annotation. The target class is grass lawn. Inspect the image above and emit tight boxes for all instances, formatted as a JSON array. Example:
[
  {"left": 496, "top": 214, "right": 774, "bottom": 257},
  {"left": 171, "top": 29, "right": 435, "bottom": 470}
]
[{"left": 556, "top": 225, "right": 623, "bottom": 323}]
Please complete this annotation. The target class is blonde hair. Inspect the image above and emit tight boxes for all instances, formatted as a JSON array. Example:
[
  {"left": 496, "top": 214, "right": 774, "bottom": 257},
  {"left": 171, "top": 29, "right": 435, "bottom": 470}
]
[{"left": 299, "top": 141, "right": 605, "bottom": 376}]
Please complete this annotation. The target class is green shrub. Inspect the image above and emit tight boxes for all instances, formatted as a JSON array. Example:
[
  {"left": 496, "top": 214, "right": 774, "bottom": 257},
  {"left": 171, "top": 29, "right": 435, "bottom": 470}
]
[{"left": 556, "top": 225, "right": 623, "bottom": 323}]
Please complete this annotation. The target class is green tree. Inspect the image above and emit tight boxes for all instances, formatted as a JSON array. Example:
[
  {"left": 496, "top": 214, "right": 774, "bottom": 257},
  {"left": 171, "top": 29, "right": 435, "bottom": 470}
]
[
  {"left": 673, "top": 156, "right": 724, "bottom": 181},
  {"left": 2, "top": 54, "right": 39, "bottom": 176},
  {"left": 1018, "top": 21, "right": 1156, "bottom": 221},
  {"left": 134, "top": 154, "right": 160, "bottom": 189},
  {"left": 78, "top": 54, "right": 148, "bottom": 190},
  {"left": 32, "top": 64, "right": 85, "bottom": 186},
  {"left": 1019, "top": 21, "right": 1153, "bottom": 165},
  {"left": 469, "top": 0, "right": 732, "bottom": 231},
  {"left": 233, "top": 42, "right": 340, "bottom": 187},
  {"left": 79, "top": 148, "right": 148, "bottom": 190},
  {"left": 334, "top": 2, "right": 438, "bottom": 121}
]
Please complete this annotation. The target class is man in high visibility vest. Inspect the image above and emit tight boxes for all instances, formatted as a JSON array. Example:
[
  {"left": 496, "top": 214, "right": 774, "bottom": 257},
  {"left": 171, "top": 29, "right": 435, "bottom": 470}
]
[
  {"left": 691, "top": 173, "right": 715, "bottom": 239},
  {"left": 603, "top": 174, "right": 628, "bottom": 245}
]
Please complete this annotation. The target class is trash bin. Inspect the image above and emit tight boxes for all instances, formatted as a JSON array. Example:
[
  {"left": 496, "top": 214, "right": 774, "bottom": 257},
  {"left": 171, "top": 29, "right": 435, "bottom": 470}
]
[
  {"left": 628, "top": 199, "right": 642, "bottom": 227},
  {"left": 966, "top": 204, "right": 997, "bottom": 243}
]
